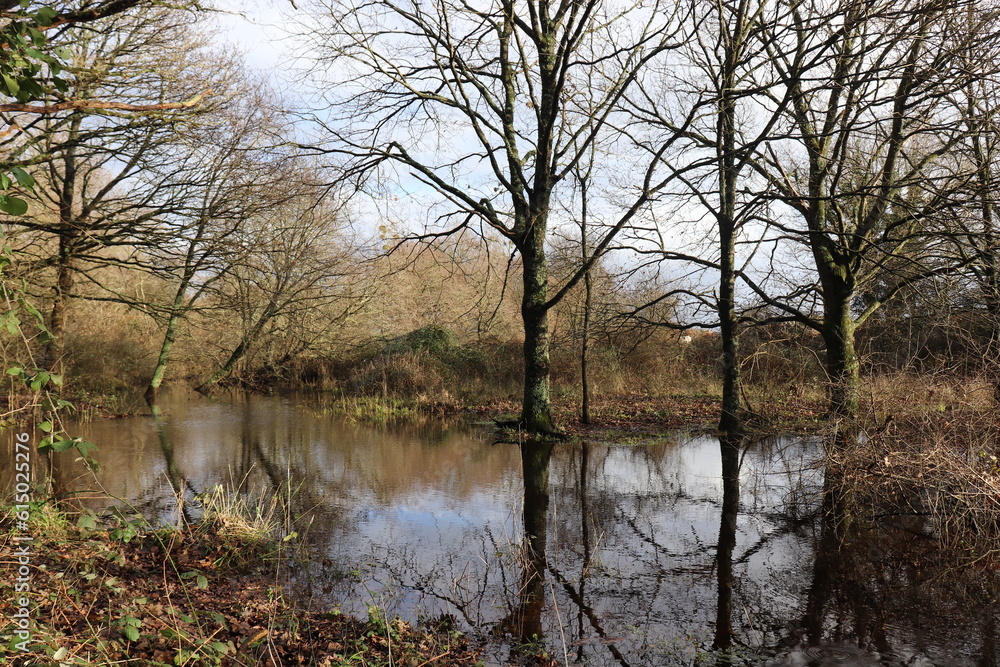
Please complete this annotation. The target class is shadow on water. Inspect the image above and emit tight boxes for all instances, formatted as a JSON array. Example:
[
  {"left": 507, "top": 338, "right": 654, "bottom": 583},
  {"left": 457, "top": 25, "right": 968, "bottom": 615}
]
[{"left": 3, "top": 392, "right": 998, "bottom": 666}]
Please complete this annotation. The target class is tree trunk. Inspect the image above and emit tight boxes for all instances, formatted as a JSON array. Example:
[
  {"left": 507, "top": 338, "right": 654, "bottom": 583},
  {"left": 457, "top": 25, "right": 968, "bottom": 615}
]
[
  {"left": 823, "top": 291, "right": 860, "bottom": 418},
  {"left": 44, "top": 237, "right": 75, "bottom": 372},
  {"left": 581, "top": 265, "right": 592, "bottom": 425},
  {"left": 45, "top": 115, "right": 83, "bottom": 373},
  {"left": 145, "top": 306, "right": 182, "bottom": 402},
  {"left": 716, "top": 7, "right": 743, "bottom": 437},
  {"left": 195, "top": 296, "right": 279, "bottom": 394},
  {"left": 520, "top": 230, "right": 557, "bottom": 434},
  {"left": 579, "top": 192, "right": 593, "bottom": 426},
  {"left": 718, "top": 223, "right": 741, "bottom": 435}
]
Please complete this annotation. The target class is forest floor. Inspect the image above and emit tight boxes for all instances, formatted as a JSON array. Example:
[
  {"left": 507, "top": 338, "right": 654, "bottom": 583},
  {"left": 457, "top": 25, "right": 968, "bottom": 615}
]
[{"left": 0, "top": 518, "right": 524, "bottom": 667}]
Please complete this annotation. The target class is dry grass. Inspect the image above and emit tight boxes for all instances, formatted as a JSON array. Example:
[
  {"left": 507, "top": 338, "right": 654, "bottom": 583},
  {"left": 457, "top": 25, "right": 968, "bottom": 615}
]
[
  {"left": 862, "top": 372, "right": 998, "bottom": 414},
  {"left": 828, "top": 405, "right": 1000, "bottom": 564}
]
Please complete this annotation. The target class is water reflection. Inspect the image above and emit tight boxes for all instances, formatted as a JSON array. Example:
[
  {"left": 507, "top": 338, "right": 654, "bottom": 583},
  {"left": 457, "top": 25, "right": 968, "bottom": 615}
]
[
  {"left": 713, "top": 434, "right": 741, "bottom": 653},
  {"left": 495, "top": 440, "right": 553, "bottom": 644},
  {"left": 1, "top": 393, "right": 997, "bottom": 666},
  {"left": 147, "top": 398, "right": 193, "bottom": 526}
]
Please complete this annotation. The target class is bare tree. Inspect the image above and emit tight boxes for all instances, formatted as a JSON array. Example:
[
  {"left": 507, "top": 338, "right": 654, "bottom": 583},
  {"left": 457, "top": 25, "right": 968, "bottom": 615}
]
[
  {"left": 194, "top": 182, "right": 368, "bottom": 394},
  {"left": 0, "top": 0, "right": 209, "bottom": 213},
  {"left": 2, "top": 5, "right": 236, "bottom": 372},
  {"left": 947, "top": 22, "right": 1000, "bottom": 401},
  {"left": 742, "top": 0, "right": 1000, "bottom": 417},
  {"left": 624, "top": 0, "right": 791, "bottom": 434},
  {"left": 297, "top": 0, "right": 689, "bottom": 434},
  {"left": 142, "top": 84, "right": 296, "bottom": 401}
]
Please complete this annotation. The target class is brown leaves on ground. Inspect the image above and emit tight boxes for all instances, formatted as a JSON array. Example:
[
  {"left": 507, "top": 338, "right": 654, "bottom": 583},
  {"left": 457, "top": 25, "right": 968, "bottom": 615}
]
[
  {"left": 0, "top": 527, "right": 482, "bottom": 666},
  {"left": 470, "top": 392, "right": 825, "bottom": 438}
]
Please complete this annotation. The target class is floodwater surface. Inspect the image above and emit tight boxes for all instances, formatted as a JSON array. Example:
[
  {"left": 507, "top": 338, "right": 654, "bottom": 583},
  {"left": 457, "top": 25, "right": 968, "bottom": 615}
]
[{"left": 3, "top": 392, "right": 997, "bottom": 665}]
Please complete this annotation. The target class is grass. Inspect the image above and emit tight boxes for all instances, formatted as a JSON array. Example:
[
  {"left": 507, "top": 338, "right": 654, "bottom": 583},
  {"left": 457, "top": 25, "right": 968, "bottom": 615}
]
[
  {"left": 827, "top": 399, "right": 1000, "bottom": 564},
  {"left": 316, "top": 394, "right": 429, "bottom": 426},
  {"left": 192, "top": 477, "right": 303, "bottom": 567},
  {"left": 0, "top": 489, "right": 484, "bottom": 666}
]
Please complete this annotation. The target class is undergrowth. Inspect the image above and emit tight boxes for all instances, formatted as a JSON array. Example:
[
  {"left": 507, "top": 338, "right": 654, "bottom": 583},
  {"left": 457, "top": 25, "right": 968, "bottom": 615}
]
[
  {"left": 828, "top": 406, "right": 1000, "bottom": 564},
  {"left": 0, "top": 491, "right": 482, "bottom": 666}
]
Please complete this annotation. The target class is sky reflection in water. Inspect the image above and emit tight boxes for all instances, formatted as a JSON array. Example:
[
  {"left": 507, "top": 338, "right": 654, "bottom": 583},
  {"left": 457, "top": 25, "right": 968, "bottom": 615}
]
[{"left": 4, "top": 392, "right": 996, "bottom": 666}]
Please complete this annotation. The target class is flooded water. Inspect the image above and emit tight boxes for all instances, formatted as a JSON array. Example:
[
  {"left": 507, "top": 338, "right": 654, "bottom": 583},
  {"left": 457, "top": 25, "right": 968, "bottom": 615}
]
[{"left": 3, "top": 392, "right": 998, "bottom": 665}]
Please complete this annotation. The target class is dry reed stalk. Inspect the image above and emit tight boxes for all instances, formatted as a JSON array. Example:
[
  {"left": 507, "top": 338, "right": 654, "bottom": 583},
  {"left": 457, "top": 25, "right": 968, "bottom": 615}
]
[{"left": 827, "top": 407, "right": 1000, "bottom": 563}]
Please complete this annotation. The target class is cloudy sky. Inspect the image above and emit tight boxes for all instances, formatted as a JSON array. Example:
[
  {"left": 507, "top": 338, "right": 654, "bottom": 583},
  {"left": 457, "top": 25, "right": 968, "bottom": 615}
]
[{"left": 212, "top": 0, "right": 294, "bottom": 80}]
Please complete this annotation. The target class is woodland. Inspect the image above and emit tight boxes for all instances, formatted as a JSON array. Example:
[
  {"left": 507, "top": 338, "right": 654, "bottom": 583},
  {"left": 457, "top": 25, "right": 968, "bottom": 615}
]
[
  {"left": 0, "top": 0, "right": 999, "bottom": 436},
  {"left": 1, "top": 2, "right": 1000, "bottom": 665}
]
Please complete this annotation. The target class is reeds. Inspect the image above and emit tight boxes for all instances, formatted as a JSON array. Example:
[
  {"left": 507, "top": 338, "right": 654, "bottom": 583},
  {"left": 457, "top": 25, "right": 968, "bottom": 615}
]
[{"left": 827, "top": 405, "right": 1000, "bottom": 563}]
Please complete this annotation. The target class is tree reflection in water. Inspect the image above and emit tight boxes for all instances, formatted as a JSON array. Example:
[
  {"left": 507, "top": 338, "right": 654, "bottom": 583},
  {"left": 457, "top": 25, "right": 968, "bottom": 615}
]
[
  {"left": 9, "top": 395, "right": 997, "bottom": 666},
  {"left": 713, "top": 434, "right": 741, "bottom": 653},
  {"left": 496, "top": 438, "right": 553, "bottom": 643}
]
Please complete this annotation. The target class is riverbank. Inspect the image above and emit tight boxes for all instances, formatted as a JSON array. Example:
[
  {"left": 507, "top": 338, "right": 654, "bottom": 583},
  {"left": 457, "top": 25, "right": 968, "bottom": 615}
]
[
  {"left": 2, "top": 392, "right": 998, "bottom": 665},
  {"left": 0, "top": 505, "right": 491, "bottom": 667}
]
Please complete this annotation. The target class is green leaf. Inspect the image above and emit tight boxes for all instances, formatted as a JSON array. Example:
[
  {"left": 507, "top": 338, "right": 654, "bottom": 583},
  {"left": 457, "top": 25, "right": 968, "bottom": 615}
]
[
  {"left": 38, "top": 420, "right": 53, "bottom": 432},
  {"left": 77, "top": 512, "right": 98, "bottom": 532},
  {"left": 123, "top": 626, "right": 140, "bottom": 642},
  {"left": 3, "top": 312, "right": 21, "bottom": 335},
  {"left": 34, "top": 7, "right": 58, "bottom": 26},
  {"left": 21, "top": 298, "right": 46, "bottom": 323},
  {"left": 29, "top": 370, "right": 49, "bottom": 390},
  {"left": 0, "top": 194, "right": 29, "bottom": 216},
  {"left": 2, "top": 73, "right": 19, "bottom": 97},
  {"left": 10, "top": 167, "right": 34, "bottom": 189},
  {"left": 74, "top": 439, "right": 97, "bottom": 457},
  {"left": 39, "top": 437, "right": 76, "bottom": 453}
]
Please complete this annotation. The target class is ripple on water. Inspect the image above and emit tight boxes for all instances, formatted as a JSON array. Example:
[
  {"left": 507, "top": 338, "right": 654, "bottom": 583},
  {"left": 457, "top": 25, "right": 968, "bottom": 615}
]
[
  {"left": 768, "top": 644, "right": 880, "bottom": 666},
  {"left": 804, "top": 645, "right": 872, "bottom": 664}
]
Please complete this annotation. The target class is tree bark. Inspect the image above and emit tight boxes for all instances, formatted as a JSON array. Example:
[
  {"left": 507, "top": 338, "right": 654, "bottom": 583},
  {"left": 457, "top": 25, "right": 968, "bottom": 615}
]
[
  {"left": 519, "top": 225, "right": 557, "bottom": 434},
  {"left": 581, "top": 261, "right": 592, "bottom": 425},
  {"left": 44, "top": 234, "right": 75, "bottom": 373},
  {"left": 719, "top": 253, "right": 741, "bottom": 435},
  {"left": 145, "top": 304, "right": 182, "bottom": 402},
  {"left": 823, "top": 290, "right": 860, "bottom": 418}
]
